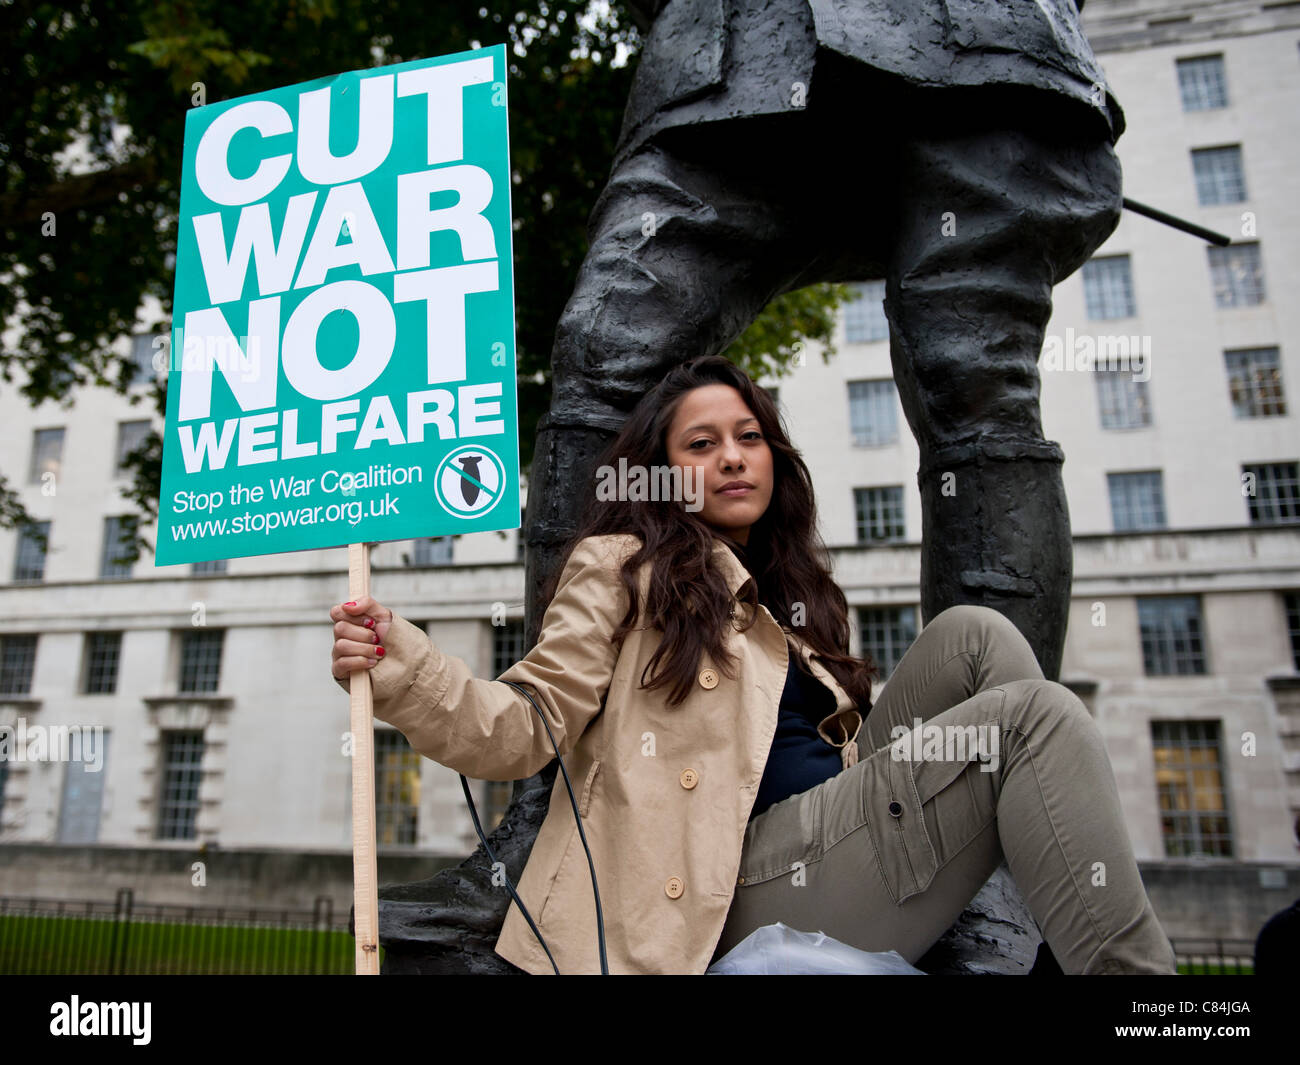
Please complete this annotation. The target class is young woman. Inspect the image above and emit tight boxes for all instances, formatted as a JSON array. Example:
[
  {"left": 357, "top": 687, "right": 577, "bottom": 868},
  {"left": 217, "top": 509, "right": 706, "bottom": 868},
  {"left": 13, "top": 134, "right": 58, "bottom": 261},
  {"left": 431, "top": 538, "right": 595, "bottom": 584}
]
[{"left": 330, "top": 355, "right": 1177, "bottom": 975}]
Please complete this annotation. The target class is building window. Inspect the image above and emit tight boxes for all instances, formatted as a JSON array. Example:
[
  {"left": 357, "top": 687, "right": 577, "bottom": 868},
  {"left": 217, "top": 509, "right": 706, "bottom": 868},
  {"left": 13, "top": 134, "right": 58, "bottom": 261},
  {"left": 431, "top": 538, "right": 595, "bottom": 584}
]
[
  {"left": 1094, "top": 368, "right": 1153, "bottom": 429},
  {"left": 1242, "top": 462, "right": 1300, "bottom": 525},
  {"left": 1191, "top": 145, "right": 1246, "bottom": 206},
  {"left": 1138, "top": 596, "right": 1207, "bottom": 675},
  {"left": 844, "top": 281, "right": 889, "bottom": 343},
  {"left": 155, "top": 730, "right": 205, "bottom": 841},
  {"left": 1152, "top": 720, "right": 1233, "bottom": 858},
  {"left": 57, "top": 731, "right": 110, "bottom": 844},
  {"left": 115, "top": 420, "right": 152, "bottom": 477},
  {"left": 131, "top": 334, "right": 161, "bottom": 386},
  {"left": 191, "top": 559, "right": 228, "bottom": 575},
  {"left": 1209, "top": 243, "right": 1265, "bottom": 307},
  {"left": 82, "top": 632, "right": 123, "bottom": 694},
  {"left": 1108, "top": 471, "right": 1167, "bottom": 532},
  {"left": 99, "top": 517, "right": 134, "bottom": 580},
  {"left": 13, "top": 522, "right": 50, "bottom": 583},
  {"left": 853, "top": 486, "right": 905, "bottom": 543},
  {"left": 375, "top": 729, "right": 420, "bottom": 846},
  {"left": 847, "top": 380, "right": 898, "bottom": 447},
  {"left": 856, "top": 606, "right": 918, "bottom": 682},
  {"left": 1285, "top": 592, "right": 1300, "bottom": 671},
  {"left": 0, "top": 634, "right": 38, "bottom": 695},
  {"left": 28, "top": 428, "right": 65, "bottom": 485},
  {"left": 493, "top": 620, "right": 527, "bottom": 676},
  {"left": 1176, "top": 54, "right": 1228, "bottom": 111},
  {"left": 1225, "top": 347, "right": 1285, "bottom": 418},
  {"left": 0, "top": 757, "right": 8, "bottom": 823},
  {"left": 179, "top": 629, "right": 224, "bottom": 693},
  {"left": 1081, "top": 256, "right": 1136, "bottom": 319},
  {"left": 411, "top": 536, "right": 453, "bottom": 565}
]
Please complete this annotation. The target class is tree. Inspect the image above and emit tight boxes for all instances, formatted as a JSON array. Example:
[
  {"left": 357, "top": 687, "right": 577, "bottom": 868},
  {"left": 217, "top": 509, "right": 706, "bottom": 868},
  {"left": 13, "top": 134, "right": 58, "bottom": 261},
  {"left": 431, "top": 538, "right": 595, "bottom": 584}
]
[{"left": 1, "top": 0, "right": 848, "bottom": 554}]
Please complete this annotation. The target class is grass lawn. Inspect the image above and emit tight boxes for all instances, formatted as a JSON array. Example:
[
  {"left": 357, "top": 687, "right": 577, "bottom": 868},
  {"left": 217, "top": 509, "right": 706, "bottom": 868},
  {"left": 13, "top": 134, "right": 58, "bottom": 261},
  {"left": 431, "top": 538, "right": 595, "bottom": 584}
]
[
  {"left": 1178, "top": 959, "right": 1253, "bottom": 975},
  {"left": 0, "top": 913, "right": 379, "bottom": 974}
]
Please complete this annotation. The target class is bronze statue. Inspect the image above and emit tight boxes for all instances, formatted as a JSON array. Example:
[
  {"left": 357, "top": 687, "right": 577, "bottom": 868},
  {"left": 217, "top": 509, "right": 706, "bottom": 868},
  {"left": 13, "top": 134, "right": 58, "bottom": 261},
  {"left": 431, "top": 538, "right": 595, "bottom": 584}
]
[
  {"left": 529, "top": 0, "right": 1123, "bottom": 683},
  {"left": 377, "top": 0, "right": 1127, "bottom": 973}
]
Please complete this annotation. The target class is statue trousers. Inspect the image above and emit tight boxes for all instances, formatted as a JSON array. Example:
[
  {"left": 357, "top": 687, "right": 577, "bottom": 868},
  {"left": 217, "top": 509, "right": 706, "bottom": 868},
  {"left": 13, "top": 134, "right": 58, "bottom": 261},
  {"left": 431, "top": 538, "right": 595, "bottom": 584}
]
[
  {"left": 541, "top": 64, "right": 1125, "bottom": 455},
  {"left": 536, "top": 59, "right": 1126, "bottom": 680}
]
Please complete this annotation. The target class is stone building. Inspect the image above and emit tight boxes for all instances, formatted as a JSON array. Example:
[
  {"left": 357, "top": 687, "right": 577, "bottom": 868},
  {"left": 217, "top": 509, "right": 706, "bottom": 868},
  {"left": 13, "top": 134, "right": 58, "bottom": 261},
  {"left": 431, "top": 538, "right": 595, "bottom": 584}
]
[{"left": 1, "top": 0, "right": 1297, "bottom": 954}]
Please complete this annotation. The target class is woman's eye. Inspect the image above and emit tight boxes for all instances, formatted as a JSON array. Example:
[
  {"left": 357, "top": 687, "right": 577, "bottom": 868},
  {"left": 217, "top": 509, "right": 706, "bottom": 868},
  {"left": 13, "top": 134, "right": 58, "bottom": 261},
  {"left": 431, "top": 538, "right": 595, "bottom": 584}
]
[
  {"left": 743, "top": 431, "right": 763, "bottom": 441},
  {"left": 688, "top": 439, "right": 710, "bottom": 450}
]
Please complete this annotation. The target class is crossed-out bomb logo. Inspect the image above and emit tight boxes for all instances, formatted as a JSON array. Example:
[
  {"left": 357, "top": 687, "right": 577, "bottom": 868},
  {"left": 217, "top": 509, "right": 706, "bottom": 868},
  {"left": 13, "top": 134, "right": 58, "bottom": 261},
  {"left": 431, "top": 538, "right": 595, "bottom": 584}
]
[{"left": 436, "top": 444, "right": 506, "bottom": 517}]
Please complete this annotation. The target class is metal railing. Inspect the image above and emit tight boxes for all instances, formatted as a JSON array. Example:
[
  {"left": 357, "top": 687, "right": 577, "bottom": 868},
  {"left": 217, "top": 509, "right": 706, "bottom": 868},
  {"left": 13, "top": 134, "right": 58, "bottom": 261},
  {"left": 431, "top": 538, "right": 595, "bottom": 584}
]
[{"left": 0, "top": 889, "right": 362, "bottom": 975}]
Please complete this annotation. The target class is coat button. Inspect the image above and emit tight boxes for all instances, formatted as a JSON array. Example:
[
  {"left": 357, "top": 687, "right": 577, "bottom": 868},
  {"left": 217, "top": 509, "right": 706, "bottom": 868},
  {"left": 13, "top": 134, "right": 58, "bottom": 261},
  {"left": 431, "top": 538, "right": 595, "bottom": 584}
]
[
  {"left": 888, "top": 800, "right": 903, "bottom": 817},
  {"left": 698, "top": 668, "right": 718, "bottom": 689},
  {"left": 665, "top": 876, "right": 685, "bottom": 899},
  {"left": 737, "top": 875, "right": 745, "bottom": 885},
  {"left": 680, "top": 768, "right": 699, "bottom": 789}
]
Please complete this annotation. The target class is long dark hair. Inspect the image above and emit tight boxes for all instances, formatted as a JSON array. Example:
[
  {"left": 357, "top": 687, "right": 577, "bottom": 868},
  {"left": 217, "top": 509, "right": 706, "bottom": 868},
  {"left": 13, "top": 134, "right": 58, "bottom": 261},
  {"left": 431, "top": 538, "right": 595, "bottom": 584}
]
[{"left": 541, "top": 355, "right": 877, "bottom": 711}]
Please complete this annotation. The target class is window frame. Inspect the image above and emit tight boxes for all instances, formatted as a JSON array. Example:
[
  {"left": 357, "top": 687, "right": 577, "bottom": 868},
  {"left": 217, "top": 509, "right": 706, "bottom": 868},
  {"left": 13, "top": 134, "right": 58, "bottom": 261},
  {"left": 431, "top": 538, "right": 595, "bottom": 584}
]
[
  {"left": 1107, "top": 470, "right": 1168, "bottom": 532},
  {"left": 13, "top": 522, "right": 51, "bottom": 583},
  {"left": 1081, "top": 255, "right": 1137, "bottom": 320},
  {"left": 178, "top": 628, "right": 225, "bottom": 694},
  {"left": 1137, "top": 595, "right": 1209, "bottom": 676},
  {"left": 28, "top": 427, "right": 65, "bottom": 486},
  {"left": 1175, "top": 53, "right": 1229, "bottom": 112},
  {"left": 0, "top": 634, "right": 38, "bottom": 695},
  {"left": 1151, "top": 719, "right": 1234, "bottom": 858},
  {"left": 853, "top": 485, "right": 906, "bottom": 544},
  {"left": 847, "top": 378, "right": 899, "bottom": 448},
  {"left": 82, "top": 631, "right": 124, "bottom": 695},
  {"left": 1190, "top": 144, "right": 1246, "bottom": 206}
]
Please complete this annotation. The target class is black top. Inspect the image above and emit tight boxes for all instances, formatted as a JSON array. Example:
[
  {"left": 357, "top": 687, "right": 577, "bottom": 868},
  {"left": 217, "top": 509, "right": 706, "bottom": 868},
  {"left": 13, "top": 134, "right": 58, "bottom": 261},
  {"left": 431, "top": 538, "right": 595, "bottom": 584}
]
[
  {"left": 750, "top": 650, "right": 844, "bottom": 820},
  {"left": 710, "top": 533, "right": 854, "bottom": 819}
]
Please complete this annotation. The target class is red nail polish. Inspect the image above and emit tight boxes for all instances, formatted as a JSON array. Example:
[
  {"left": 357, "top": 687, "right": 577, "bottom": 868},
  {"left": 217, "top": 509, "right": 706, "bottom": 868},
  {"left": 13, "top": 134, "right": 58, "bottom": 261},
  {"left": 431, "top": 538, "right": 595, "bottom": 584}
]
[
  {"left": 363, "top": 617, "right": 375, "bottom": 629},
  {"left": 344, "top": 601, "right": 356, "bottom": 607},
  {"left": 372, "top": 632, "right": 379, "bottom": 644},
  {"left": 375, "top": 646, "right": 386, "bottom": 658}
]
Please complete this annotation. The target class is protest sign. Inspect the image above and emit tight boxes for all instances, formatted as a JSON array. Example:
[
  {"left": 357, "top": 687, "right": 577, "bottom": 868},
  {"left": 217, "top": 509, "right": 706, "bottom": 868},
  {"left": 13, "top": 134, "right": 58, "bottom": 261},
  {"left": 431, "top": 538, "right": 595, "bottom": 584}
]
[
  {"left": 156, "top": 43, "right": 519, "bottom": 974},
  {"left": 156, "top": 43, "right": 519, "bottom": 567}
]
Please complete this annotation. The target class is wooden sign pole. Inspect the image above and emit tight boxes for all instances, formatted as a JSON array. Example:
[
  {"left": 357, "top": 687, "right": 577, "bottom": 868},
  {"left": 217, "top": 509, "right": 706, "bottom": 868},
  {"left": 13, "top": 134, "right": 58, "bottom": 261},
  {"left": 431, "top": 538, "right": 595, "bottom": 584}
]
[{"left": 348, "top": 541, "right": 381, "bottom": 974}]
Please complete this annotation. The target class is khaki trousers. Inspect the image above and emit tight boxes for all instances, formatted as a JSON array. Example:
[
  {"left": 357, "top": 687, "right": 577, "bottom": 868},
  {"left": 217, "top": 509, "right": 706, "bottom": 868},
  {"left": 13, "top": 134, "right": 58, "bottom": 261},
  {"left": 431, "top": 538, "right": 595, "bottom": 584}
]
[{"left": 711, "top": 605, "right": 1178, "bottom": 974}]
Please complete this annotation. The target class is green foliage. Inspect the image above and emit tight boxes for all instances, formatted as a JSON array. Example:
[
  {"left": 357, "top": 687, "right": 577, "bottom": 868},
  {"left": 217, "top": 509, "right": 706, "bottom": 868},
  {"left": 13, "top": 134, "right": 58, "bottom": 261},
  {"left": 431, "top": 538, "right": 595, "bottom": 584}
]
[
  {"left": 1, "top": 0, "right": 848, "bottom": 561},
  {"left": 723, "top": 282, "right": 854, "bottom": 382}
]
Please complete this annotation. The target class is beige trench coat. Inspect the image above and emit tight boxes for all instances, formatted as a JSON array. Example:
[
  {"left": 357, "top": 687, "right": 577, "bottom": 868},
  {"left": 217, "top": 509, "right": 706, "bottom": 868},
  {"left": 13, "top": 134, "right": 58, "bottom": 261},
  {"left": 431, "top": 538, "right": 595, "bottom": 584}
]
[{"left": 343, "top": 533, "right": 867, "bottom": 974}]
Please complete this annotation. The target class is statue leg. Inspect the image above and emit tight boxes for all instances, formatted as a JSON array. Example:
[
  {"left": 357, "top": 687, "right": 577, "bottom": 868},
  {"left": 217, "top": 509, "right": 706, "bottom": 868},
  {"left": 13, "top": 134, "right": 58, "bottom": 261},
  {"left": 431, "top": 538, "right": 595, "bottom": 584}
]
[{"left": 883, "top": 93, "right": 1124, "bottom": 680}]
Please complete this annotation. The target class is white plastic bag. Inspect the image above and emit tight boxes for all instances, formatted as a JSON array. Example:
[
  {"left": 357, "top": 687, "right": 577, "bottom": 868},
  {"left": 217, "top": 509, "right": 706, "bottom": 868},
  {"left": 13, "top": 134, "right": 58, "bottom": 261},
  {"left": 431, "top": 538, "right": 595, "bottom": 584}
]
[{"left": 706, "top": 921, "right": 927, "bottom": 975}]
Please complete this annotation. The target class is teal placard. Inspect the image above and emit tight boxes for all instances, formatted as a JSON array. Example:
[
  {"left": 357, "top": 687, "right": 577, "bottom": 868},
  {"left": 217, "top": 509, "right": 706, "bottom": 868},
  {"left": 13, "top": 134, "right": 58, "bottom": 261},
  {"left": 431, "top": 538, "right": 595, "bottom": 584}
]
[{"left": 155, "top": 44, "right": 518, "bottom": 566}]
